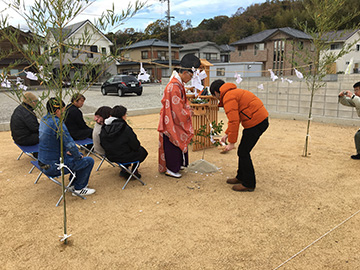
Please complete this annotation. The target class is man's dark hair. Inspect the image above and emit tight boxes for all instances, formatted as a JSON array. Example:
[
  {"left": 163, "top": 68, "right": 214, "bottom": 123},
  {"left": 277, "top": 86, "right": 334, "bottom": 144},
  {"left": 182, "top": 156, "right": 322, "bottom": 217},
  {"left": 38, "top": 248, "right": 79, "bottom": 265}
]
[
  {"left": 110, "top": 105, "right": 127, "bottom": 118},
  {"left": 71, "top": 93, "right": 85, "bottom": 103},
  {"left": 210, "top": 79, "right": 225, "bottom": 96},
  {"left": 353, "top": 81, "right": 360, "bottom": 88},
  {"left": 95, "top": 106, "right": 111, "bottom": 119},
  {"left": 46, "top": 97, "right": 65, "bottom": 114}
]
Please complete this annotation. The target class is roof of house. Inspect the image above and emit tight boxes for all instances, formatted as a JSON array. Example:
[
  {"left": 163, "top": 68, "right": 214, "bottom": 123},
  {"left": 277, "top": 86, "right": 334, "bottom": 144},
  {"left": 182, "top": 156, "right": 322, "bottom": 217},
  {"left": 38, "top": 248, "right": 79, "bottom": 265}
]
[
  {"left": 49, "top": 19, "right": 113, "bottom": 45},
  {"left": 219, "top": 44, "right": 236, "bottom": 52},
  {"left": 180, "top": 41, "right": 222, "bottom": 51},
  {"left": 120, "top": 39, "right": 182, "bottom": 50},
  {"left": 231, "top": 27, "right": 312, "bottom": 46},
  {"left": 322, "top": 29, "right": 359, "bottom": 42},
  {"left": 117, "top": 59, "right": 181, "bottom": 66}
]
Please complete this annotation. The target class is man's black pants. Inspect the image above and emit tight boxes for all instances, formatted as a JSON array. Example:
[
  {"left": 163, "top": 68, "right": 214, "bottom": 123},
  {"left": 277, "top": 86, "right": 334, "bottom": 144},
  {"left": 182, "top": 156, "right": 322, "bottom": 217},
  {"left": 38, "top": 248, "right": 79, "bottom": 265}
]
[{"left": 236, "top": 118, "right": 269, "bottom": 189}]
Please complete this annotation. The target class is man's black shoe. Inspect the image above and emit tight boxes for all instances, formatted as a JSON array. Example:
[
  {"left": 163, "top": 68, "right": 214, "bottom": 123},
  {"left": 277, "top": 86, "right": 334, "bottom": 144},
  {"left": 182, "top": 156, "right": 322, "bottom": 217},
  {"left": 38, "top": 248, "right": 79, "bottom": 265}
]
[{"left": 351, "top": 154, "right": 360, "bottom": 160}]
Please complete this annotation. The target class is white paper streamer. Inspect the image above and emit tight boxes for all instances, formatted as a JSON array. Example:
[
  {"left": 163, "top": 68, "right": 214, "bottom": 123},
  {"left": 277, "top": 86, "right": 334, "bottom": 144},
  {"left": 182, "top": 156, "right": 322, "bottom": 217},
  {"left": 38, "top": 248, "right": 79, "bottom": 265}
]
[
  {"left": 294, "top": 68, "right": 303, "bottom": 79},
  {"left": 268, "top": 69, "right": 278, "bottom": 81},
  {"left": 234, "top": 72, "right": 243, "bottom": 84},
  {"left": 25, "top": 71, "right": 38, "bottom": 81}
]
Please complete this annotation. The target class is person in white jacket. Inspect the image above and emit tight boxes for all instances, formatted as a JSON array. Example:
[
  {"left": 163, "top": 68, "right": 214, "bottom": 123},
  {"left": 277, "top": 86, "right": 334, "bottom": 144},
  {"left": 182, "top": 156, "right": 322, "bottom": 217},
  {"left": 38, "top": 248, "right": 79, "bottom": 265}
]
[{"left": 339, "top": 81, "right": 360, "bottom": 159}]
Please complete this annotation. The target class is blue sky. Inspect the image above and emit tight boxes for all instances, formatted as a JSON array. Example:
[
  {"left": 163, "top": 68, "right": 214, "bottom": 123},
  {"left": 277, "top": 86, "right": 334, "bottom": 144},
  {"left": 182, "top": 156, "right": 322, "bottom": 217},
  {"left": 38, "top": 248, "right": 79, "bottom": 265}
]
[{"left": 2, "top": 0, "right": 267, "bottom": 32}]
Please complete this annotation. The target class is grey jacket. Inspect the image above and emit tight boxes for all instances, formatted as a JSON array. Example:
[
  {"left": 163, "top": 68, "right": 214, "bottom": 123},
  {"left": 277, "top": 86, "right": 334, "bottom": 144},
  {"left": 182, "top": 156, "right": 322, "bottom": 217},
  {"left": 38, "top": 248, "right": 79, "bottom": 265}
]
[{"left": 339, "top": 95, "right": 360, "bottom": 117}]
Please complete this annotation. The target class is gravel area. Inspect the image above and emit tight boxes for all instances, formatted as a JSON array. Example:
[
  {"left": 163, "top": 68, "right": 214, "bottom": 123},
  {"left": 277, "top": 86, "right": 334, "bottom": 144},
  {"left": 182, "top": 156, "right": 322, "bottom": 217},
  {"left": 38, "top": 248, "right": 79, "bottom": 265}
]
[{"left": 0, "top": 83, "right": 164, "bottom": 124}]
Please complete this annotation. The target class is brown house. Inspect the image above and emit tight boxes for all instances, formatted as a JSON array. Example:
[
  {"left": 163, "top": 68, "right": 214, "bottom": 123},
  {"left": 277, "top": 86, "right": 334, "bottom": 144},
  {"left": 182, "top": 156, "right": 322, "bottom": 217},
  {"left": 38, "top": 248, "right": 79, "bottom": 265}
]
[
  {"left": 118, "top": 39, "right": 182, "bottom": 81},
  {"left": 230, "top": 27, "right": 313, "bottom": 77},
  {"left": 0, "top": 26, "right": 40, "bottom": 86}
]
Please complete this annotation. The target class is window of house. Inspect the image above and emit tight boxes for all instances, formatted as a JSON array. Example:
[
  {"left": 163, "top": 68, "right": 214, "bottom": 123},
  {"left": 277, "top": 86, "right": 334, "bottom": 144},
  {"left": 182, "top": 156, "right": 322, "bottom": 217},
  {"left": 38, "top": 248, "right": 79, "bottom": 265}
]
[
  {"left": 158, "top": 51, "right": 166, "bottom": 60},
  {"left": 357, "top": 44, "right": 360, "bottom": 51},
  {"left": 254, "top": 43, "right": 264, "bottom": 50},
  {"left": 216, "top": 68, "right": 225, "bottom": 76},
  {"left": 330, "top": 43, "right": 341, "bottom": 50},
  {"left": 72, "top": 49, "right": 79, "bottom": 58},
  {"left": 142, "top": 51, "right": 149, "bottom": 59},
  {"left": 298, "top": 41, "right": 304, "bottom": 50},
  {"left": 254, "top": 43, "right": 264, "bottom": 55},
  {"left": 123, "top": 53, "right": 130, "bottom": 60},
  {"left": 205, "top": 53, "right": 218, "bottom": 61},
  {"left": 273, "top": 40, "right": 284, "bottom": 75},
  {"left": 165, "top": 51, "right": 176, "bottom": 59},
  {"left": 101, "top": 47, "right": 106, "bottom": 54},
  {"left": 238, "top": 45, "right": 247, "bottom": 51}
]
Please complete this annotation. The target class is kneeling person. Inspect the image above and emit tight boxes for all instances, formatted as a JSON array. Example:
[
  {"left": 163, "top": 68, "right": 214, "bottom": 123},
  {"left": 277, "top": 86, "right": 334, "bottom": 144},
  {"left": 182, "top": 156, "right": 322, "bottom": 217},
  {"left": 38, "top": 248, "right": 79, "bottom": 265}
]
[{"left": 38, "top": 98, "right": 95, "bottom": 196}]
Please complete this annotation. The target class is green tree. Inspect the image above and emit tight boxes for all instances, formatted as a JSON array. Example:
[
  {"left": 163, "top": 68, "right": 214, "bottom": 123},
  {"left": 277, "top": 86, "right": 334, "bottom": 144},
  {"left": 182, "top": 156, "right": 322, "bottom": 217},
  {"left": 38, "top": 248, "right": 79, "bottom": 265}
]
[
  {"left": 1, "top": 0, "right": 145, "bottom": 244},
  {"left": 293, "top": 0, "right": 360, "bottom": 156}
]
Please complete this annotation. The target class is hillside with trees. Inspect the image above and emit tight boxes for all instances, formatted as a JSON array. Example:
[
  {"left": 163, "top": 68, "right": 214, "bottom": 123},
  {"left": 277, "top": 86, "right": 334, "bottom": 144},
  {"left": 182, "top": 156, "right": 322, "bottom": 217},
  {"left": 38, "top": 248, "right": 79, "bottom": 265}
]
[{"left": 106, "top": 0, "right": 360, "bottom": 47}]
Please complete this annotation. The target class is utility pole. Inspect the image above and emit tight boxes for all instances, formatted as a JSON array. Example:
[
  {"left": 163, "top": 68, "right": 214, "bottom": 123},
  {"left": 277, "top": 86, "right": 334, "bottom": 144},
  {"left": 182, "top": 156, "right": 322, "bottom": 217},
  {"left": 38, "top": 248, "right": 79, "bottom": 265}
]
[{"left": 160, "top": 0, "right": 172, "bottom": 75}]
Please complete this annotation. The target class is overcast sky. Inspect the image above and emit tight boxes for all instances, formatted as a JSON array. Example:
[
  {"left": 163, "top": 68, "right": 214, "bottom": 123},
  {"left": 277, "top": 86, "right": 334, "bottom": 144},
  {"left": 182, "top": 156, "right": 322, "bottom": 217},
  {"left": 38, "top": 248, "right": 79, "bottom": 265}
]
[{"left": 2, "top": 0, "right": 267, "bottom": 33}]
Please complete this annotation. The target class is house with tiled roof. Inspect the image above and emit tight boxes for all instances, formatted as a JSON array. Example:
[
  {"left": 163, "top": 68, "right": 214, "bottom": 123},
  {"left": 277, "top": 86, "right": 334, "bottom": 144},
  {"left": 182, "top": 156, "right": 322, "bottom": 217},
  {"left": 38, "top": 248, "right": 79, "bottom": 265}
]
[
  {"left": 179, "top": 41, "right": 226, "bottom": 63},
  {"left": 230, "top": 27, "right": 313, "bottom": 76},
  {"left": 118, "top": 38, "right": 182, "bottom": 81},
  {"left": 322, "top": 29, "right": 360, "bottom": 74},
  {"left": 46, "top": 19, "right": 115, "bottom": 81}
]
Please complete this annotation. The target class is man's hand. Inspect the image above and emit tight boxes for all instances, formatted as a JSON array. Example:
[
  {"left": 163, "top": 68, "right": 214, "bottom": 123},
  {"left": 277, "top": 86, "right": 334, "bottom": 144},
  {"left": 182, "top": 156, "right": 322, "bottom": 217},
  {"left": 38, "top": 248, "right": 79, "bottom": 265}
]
[
  {"left": 339, "top": 90, "right": 351, "bottom": 97},
  {"left": 221, "top": 134, "right": 228, "bottom": 144},
  {"left": 224, "top": 143, "right": 235, "bottom": 152}
]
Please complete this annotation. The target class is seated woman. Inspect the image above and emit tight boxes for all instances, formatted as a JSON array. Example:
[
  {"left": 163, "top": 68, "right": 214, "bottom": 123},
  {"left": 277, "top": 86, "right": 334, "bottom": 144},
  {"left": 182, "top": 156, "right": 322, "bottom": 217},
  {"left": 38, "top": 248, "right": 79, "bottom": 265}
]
[
  {"left": 100, "top": 105, "right": 148, "bottom": 178},
  {"left": 92, "top": 106, "right": 112, "bottom": 156},
  {"left": 10, "top": 92, "right": 39, "bottom": 146}
]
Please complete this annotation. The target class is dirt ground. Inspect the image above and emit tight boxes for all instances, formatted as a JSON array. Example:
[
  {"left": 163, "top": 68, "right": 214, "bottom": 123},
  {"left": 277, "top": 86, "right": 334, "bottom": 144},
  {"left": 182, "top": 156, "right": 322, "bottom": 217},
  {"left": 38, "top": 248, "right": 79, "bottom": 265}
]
[{"left": 1, "top": 112, "right": 360, "bottom": 270}]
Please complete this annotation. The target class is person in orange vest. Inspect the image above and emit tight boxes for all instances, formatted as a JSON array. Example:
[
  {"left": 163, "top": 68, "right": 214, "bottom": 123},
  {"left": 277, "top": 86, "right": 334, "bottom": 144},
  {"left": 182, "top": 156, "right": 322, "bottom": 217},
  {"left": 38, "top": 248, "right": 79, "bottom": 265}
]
[{"left": 210, "top": 79, "right": 269, "bottom": 192}]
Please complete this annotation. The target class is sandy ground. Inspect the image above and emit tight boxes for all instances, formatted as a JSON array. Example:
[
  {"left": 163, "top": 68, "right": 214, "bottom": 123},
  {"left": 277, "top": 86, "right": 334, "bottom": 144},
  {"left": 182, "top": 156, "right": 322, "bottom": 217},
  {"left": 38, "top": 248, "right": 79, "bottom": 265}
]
[{"left": 1, "top": 111, "right": 360, "bottom": 270}]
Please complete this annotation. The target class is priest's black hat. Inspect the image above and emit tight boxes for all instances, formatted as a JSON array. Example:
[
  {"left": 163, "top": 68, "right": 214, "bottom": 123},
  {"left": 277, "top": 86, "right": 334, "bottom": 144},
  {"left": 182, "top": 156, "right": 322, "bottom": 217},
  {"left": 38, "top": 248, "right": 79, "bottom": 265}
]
[{"left": 180, "top": 53, "right": 201, "bottom": 71}]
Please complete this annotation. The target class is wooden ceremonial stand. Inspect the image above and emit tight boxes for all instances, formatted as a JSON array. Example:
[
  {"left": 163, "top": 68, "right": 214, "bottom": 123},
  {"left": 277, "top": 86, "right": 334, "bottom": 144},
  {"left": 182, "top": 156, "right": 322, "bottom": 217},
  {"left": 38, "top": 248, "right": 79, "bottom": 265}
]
[{"left": 187, "top": 94, "right": 219, "bottom": 151}]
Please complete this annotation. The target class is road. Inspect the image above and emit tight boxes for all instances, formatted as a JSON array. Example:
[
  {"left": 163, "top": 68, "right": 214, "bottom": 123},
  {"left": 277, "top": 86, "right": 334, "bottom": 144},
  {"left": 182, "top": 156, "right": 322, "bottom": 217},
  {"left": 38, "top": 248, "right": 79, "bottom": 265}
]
[{"left": 0, "top": 83, "right": 165, "bottom": 124}]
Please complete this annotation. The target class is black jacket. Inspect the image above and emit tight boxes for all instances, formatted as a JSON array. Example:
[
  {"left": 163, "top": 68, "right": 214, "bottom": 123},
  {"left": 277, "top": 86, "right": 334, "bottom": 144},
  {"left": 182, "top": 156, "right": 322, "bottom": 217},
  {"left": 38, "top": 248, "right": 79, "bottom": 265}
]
[
  {"left": 100, "top": 118, "right": 144, "bottom": 163},
  {"left": 64, "top": 104, "right": 92, "bottom": 140},
  {"left": 10, "top": 102, "right": 39, "bottom": 145}
]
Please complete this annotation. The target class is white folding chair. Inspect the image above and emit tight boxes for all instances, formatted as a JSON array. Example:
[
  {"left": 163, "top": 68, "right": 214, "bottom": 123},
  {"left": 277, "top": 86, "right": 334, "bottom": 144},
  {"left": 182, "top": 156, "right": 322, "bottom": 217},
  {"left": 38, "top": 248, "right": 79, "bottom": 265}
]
[{"left": 31, "top": 160, "right": 85, "bottom": 206}]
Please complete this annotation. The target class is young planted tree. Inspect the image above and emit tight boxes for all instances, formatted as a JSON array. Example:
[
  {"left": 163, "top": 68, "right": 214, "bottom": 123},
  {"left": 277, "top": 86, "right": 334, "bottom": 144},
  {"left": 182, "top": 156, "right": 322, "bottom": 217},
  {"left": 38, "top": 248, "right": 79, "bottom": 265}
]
[
  {"left": 1, "top": 0, "right": 145, "bottom": 244},
  {"left": 293, "top": 0, "right": 360, "bottom": 156}
]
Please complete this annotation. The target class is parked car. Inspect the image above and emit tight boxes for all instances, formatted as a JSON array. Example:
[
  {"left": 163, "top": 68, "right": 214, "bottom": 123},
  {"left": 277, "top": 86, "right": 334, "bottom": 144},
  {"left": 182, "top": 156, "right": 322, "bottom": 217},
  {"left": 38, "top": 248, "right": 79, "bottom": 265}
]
[{"left": 101, "top": 75, "right": 143, "bottom": 96}]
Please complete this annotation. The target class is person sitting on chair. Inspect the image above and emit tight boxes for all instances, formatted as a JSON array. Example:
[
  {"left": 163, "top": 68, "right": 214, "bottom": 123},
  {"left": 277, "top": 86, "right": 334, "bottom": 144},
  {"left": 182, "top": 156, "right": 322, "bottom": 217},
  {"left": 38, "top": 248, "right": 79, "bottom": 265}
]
[
  {"left": 100, "top": 105, "right": 148, "bottom": 178},
  {"left": 10, "top": 92, "right": 39, "bottom": 146},
  {"left": 92, "top": 106, "right": 111, "bottom": 156},
  {"left": 64, "top": 93, "right": 93, "bottom": 140},
  {"left": 38, "top": 97, "right": 95, "bottom": 196}
]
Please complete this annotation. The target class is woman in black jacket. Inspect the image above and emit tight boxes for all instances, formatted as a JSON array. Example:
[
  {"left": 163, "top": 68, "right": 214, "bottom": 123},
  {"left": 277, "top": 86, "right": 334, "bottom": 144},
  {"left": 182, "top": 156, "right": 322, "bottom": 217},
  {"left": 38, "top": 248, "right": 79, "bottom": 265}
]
[
  {"left": 10, "top": 92, "right": 39, "bottom": 146},
  {"left": 100, "top": 105, "right": 148, "bottom": 177}
]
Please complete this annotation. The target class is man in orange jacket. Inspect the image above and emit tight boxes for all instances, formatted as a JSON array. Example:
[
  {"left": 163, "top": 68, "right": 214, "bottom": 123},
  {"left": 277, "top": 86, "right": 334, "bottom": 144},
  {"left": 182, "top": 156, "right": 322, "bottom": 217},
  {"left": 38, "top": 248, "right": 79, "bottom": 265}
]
[{"left": 210, "top": 79, "right": 269, "bottom": 192}]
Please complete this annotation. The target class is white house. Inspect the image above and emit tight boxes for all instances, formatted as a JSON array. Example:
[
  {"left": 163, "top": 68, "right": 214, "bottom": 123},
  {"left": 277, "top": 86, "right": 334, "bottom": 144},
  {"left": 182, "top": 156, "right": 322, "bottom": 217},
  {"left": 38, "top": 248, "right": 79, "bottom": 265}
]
[
  {"left": 324, "top": 29, "right": 360, "bottom": 74},
  {"left": 46, "top": 20, "right": 116, "bottom": 81}
]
